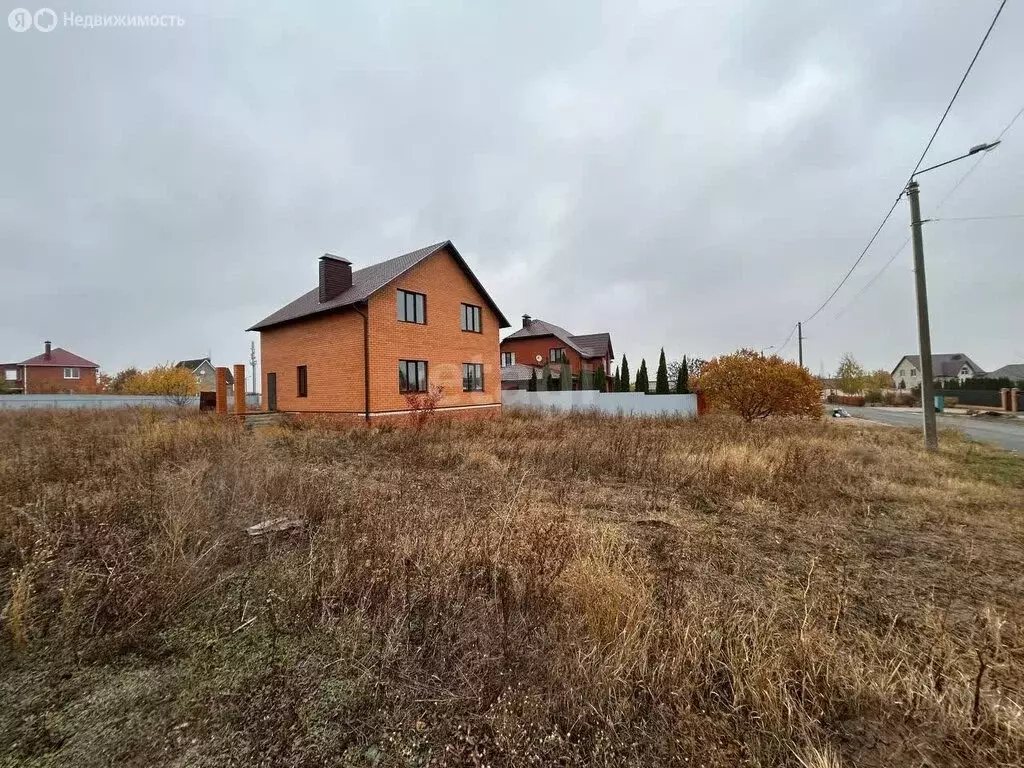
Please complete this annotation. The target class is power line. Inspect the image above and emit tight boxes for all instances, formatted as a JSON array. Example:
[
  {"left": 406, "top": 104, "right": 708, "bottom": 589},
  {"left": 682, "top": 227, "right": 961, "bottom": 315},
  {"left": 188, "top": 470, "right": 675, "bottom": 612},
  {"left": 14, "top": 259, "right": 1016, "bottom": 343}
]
[
  {"left": 799, "top": 0, "right": 1008, "bottom": 327},
  {"left": 802, "top": 194, "right": 903, "bottom": 325},
  {"left": 907, "top": 0, "right": 1007, "bottom": 178},
  {"left": 826, "top": 102, "right": 1024, "bottom": 323},
  {"left": 776, "top": 324, "right": 798, "bottom": 355}
]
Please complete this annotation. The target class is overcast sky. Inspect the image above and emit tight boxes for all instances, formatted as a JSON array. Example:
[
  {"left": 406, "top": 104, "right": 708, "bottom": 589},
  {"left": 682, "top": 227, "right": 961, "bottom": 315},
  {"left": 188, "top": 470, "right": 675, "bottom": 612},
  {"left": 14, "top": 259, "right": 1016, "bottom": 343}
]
[{"left": 3, "top": 0, "right": 1022, "bottom": 383}]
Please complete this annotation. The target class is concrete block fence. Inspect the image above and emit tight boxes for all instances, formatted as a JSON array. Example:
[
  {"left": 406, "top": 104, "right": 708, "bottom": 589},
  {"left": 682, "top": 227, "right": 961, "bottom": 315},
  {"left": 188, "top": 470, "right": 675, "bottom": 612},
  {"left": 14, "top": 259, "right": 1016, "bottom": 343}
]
[{"left": 502, "top": 390, "right": 698, "bottom": 418}]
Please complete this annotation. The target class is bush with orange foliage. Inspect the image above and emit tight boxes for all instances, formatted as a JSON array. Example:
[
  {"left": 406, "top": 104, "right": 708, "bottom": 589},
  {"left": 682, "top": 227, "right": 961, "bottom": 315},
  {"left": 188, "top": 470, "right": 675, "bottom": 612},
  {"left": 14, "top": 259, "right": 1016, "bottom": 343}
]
[
  {"left": 695, "top": 349, "right": 821, "bottom": 422},
  {"left": 122, "top": 364, "right": 199, "bottom": 406}
]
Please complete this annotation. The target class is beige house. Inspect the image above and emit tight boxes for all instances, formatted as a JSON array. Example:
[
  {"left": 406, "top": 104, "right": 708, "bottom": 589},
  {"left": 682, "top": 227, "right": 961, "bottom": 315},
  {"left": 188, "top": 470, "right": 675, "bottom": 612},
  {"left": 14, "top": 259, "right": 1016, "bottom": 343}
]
[
  {"left": 176, "top": 358, "right": 234, "bottom": 392},
  {"left": 890, "top": 353, "right": 984, "bottom": 390}
]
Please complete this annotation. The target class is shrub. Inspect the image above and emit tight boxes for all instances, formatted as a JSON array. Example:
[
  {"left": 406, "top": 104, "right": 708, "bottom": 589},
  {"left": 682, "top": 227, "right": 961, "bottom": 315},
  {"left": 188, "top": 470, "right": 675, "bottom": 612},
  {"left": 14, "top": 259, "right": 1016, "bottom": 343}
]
[
  {"left": 696, "top": 349, "right": 821, "bottom": 421},
  {"left": 826, "top": 394, "right": 866, "bottom": 407},
  {"left": 123, "top": 364, "right": 198, "bottom": 406},
  {"left": 863, "top": 389, "right": 883, "bottom": 405},
  {"left": 881, "top": 391, "right": 916, "bottom": 407}
]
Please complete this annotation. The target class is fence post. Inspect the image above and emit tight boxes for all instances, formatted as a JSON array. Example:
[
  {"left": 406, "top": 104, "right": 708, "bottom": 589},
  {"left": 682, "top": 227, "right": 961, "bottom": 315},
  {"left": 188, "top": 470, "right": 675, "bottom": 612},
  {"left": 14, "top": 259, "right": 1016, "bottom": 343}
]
[
  {"left": 1000, "top": 388, "right": 1010, "bottom": 411},
  {"left": 696, "top": 390, "right": 708, "bottom": 416},
  {"left": 215, "top": 367, "right": 228, "bottom": 414},
  {"left": 233, "top": 364, "right": 246, "bottom": 416},
  {"left": 1012, "top": 388, "right": 1020, "bottom": 413}
]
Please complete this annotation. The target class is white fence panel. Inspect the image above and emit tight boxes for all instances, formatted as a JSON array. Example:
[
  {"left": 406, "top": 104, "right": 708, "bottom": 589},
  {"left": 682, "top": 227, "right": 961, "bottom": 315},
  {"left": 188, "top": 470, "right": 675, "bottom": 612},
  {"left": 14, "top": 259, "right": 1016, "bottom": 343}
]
[
  {"left": 0, "top": 394, "right": 261, "bottom": 410},
  {"left": 502, "top": 390, "right": 697, "bottom": 418}
]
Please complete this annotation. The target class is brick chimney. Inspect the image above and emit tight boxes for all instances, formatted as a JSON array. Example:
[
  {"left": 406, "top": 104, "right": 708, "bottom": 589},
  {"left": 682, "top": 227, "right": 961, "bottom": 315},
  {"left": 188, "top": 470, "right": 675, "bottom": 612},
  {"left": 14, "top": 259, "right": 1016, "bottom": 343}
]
[
  {"left": 44, "top": 340, "right": 51, "bottom": 360},
  {"left": 319, "top": 254, "right": 352, "bottom": 303},
  {"left": 521, "top": 314, "right": 531, "bottom": 328}
]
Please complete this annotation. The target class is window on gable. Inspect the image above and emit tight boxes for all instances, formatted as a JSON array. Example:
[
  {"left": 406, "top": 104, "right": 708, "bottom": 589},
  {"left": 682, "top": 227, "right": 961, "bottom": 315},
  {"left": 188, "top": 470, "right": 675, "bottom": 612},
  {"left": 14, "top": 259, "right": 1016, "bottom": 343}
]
[
  {"left": 501, "top": 352, "right": 515, "bottom": 367},
  {"left": 549, "top": 347, "right": 566, "bottom": 363},
  {"left": 297, "top": 365, "right": 308, "bottom": 397},
  {"left": 462, "top": 363, "right": 484, "bottom": 392},
  {"left": 63, "top": 367, "right": 80, "bottom": 380},
  {"left": 399, "top": 360, "right": 428, "bottom": 393},
  {"left": 397, "top": 290, "right": 426, "bottom": 324},
  {"left": 460, "top": 303, "right": 482, "bottom": 333}
]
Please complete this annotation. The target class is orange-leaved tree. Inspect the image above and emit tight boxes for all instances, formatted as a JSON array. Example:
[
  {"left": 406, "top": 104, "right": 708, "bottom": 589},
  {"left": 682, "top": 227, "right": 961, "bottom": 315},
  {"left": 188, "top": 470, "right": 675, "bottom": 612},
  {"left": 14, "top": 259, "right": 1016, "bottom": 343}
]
[
  {"left": 123, "top": 364, "right": 199, "bottom": 406},
  {"left": 694, "top": 349, "right": 820, "bottom": 422}
]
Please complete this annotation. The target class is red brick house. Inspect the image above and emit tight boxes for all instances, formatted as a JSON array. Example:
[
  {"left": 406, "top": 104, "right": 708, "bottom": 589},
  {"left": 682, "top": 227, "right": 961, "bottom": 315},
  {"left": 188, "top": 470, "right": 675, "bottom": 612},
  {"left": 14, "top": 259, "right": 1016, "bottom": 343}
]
[
  {"left": 3, "top": 342, "right": 99, "bottom": 394},
  {"left": 248, "top": 241, "right": 510, "bottom": 420},
  {"left": 500, "top": 316, "right": 614, "bottom": 390}
]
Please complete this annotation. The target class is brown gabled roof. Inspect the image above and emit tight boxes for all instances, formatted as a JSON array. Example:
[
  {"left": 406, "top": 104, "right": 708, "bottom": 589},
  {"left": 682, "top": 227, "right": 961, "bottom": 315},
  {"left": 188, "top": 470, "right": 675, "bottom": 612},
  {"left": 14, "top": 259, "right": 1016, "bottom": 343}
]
[
  {"left": 570, "top": 332, "right": 614, "bottom": 360},
  {"left": 503, "top": 319, "right": 587, "bottom": 355},
  {"left": 503, "top": 319, "right": 613, "bottom": 359},
  {"left": 248, "top": 240, "right": 510, "bottom": 331},
  {"left": 19, "top": 348, "right": 99, "bottom": 368}
]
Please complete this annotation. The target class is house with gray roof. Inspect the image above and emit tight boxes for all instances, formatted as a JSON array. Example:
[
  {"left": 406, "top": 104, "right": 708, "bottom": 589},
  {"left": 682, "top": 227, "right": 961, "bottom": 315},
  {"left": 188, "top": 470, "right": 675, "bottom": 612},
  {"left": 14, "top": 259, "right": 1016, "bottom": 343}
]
[
  {"left": 176, "top": 357, "right": 233, "bottom": 392},
  {"left": 891, "top": 353, "right": 985, "bottom": 390},
  {"left": 500, "top": 315, "right": 614, "bottom": 390},
  {"left": 982, "top": 363, "right": 1024, "bottom": 383}
]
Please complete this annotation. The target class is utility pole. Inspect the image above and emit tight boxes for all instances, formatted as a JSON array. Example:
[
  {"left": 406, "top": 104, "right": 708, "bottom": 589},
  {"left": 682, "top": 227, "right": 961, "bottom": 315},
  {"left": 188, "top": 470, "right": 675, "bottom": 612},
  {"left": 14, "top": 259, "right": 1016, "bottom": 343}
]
[
  {"left": 797, "top": 322, "right": 804, "bottom": 369},
  {"left": 906, "top": 180, "right": 938, "bottom": 451}
]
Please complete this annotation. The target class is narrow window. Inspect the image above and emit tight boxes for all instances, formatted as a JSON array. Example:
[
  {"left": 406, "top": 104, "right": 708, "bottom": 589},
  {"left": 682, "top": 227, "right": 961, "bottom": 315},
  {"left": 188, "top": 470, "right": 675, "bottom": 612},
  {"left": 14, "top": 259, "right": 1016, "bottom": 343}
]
[
  {"left": 297, "top": 365, "right": 308, "bottom": 397},
  {"left": 399, "top": 359, "right": 428, "bottom": 393},
  {"left": 462, "top": 363, "right": 484, "bottom": 392},
  {"left": 460, "top": 303, "right": 482, "bottom": 333},
  {"left": 501, "top": 352, "right": 515, "bottom": 367},
  {"left": 549, "top": 348, "right": 566, "bottom": 363},
  {"left": 397, "top": 290, "right": 426, "bottom": 324}
]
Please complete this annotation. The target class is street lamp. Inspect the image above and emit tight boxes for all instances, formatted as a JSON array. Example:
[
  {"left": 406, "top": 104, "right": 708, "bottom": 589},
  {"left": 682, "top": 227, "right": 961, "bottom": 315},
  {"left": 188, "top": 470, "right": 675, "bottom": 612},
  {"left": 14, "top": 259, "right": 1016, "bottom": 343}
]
[
  {"left": 906, "top": 139, "right": 1000, "bottom": 451},
  {"left": 759, "top": 345, "right": 775, "bottom": 357}
]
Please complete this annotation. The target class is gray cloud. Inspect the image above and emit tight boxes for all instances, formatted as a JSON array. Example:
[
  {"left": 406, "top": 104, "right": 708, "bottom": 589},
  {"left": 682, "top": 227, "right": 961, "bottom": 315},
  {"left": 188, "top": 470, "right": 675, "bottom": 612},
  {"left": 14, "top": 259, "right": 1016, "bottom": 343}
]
[{"left": 2, "top": 0, "right": 1022, "bottom": 380}]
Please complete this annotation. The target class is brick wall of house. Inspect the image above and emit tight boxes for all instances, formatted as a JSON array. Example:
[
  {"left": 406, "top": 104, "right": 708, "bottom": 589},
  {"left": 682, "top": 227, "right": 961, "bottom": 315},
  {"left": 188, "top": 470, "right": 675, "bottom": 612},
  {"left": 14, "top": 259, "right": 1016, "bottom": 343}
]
[
  {"left": 500, "top": 337, "right": 610, "bottom": 379},
  {"left": 366, "top": 249, "right": 501, "bottom": 413},
  {"left": 24, "top": 366, "right": 98, "bottom": 394},
  {"left": 500, "top": 336, "right": 583, "bottom": 373},
  {"left": 258, "top": 247, "right": 502, "bottom": 415},
  {"left": 259, "top": 310, "right": 366, "bottom": 413}
]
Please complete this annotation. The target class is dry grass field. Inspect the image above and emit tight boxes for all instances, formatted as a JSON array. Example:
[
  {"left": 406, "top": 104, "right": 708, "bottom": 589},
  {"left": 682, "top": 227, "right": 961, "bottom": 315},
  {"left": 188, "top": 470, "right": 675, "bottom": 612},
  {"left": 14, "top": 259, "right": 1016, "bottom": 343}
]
[{"left": 1, "top": 408, "right": 1022, "bottom": 767}]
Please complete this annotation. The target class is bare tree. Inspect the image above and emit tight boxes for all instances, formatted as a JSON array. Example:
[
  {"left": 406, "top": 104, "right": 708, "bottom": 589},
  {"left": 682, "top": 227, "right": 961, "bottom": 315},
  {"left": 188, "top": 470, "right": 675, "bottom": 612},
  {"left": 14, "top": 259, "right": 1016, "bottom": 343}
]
[{"left": 249, "top": 341, "right": 258, "bottom": 394}]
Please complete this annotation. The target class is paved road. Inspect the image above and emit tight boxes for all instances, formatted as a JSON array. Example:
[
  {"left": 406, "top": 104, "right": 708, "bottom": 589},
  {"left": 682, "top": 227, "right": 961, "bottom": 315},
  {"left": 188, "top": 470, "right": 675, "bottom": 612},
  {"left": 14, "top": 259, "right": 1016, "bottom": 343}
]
[{"left": 844, "top": 406, "right": 1024, "bottom": 453}]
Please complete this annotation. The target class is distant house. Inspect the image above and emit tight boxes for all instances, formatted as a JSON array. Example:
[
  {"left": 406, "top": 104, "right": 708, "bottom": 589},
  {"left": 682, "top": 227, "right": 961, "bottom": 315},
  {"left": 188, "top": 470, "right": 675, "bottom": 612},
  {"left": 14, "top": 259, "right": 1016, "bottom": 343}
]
[
  {"left": 3, "top": 341, "right": 99, "bottom": 394},
  {"left": 891, "top": 353, "right": 985, "bottom": 390},
  {"left": 500, "top": 315, "right": 614, "bottom": 390},
  {"left": 981, "top": 364, "right": 1024, "bottom": 384},
  {"left": 176, "top": 358, "right": 234, "bottom": 392},
  {"left": 248, "top": 241, "right": 510, "bottom": 420}
]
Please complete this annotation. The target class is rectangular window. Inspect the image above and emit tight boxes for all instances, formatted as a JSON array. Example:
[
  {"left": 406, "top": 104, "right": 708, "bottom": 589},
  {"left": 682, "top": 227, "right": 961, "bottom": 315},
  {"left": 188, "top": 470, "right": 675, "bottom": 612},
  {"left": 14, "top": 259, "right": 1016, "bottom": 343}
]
[
  {"left": 397, "top": 290, "right": 426, "bottom": 324},
  {"left": 462, "top": 363, "right": 484, "bottom": 392},
  {"left": 910, "top": 370, "right": 916, "bottom": 377},
  {"left": 501, "top": 352, "right": 515, "bottom": 367},
  {"left": 549, "top": 347, "right": 566, "bottom": 363},
  {"left": 460, "top": 303, "right": 482, "bottom": 333},
  {"left": 4, "top": 368, "right": 16, "bottom": 381},
  {"left": 398, "top": 359, "right": 428, "bottom": 393},
  {"left": 297, "top": 365, "right": 308, "bottom": 397},
  {"left": 63, "top": 367, "right": 80, "bottom": 379}
]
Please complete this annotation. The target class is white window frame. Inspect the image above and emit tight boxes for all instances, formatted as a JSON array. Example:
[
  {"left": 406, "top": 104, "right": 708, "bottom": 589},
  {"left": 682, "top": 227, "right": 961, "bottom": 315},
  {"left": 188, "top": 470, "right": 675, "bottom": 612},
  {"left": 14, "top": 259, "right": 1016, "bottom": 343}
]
[
  {"left": 63, "top": 367, "right": 80, "bottom": 379},
  {"left": 4, "top": 368, "right": 17, "bottom": 382},
  {"left": 501, "top": 352, "right": 515, "bottom": 367}
]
